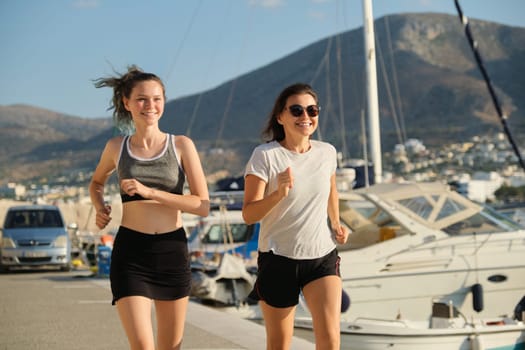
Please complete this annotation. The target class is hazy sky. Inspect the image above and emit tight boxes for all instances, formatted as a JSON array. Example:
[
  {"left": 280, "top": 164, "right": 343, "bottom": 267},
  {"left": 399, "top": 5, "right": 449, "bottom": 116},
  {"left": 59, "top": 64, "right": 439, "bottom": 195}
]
[{"left": 1, "top": 0, "right": 524, "bottom": 118}]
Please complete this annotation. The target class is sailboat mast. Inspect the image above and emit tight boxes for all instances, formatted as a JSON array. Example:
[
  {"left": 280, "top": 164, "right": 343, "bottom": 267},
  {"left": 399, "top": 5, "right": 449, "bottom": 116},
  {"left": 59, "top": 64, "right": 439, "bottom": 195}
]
[{"left": 362, "top": 0, "right": 382, "bottom": 184}]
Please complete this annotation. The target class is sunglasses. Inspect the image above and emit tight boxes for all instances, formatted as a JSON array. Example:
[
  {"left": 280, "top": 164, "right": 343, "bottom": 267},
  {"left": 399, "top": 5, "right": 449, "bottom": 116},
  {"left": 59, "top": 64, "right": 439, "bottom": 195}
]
[{"left": 287, "top": 104, "right": 321, "bottom": 117}]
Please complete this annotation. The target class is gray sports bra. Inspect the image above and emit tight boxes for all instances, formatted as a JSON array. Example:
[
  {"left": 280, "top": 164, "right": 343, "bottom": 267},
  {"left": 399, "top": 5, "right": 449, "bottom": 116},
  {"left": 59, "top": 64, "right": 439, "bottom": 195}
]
[{"left": 117, "top": 134, "right": 185, "bottom": 202}]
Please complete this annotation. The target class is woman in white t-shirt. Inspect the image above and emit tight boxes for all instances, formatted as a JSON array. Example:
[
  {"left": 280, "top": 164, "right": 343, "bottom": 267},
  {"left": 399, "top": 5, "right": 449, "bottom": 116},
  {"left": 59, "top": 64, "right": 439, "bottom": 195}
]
[{"left": 243, "top": 83, "right": 349, "bottom": 350}]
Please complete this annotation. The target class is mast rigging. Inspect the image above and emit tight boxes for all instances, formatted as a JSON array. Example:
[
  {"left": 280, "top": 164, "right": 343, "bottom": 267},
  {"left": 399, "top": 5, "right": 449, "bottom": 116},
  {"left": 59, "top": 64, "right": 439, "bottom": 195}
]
[{"left": 454, "top": 0, "right": 525, "bottom": 171}]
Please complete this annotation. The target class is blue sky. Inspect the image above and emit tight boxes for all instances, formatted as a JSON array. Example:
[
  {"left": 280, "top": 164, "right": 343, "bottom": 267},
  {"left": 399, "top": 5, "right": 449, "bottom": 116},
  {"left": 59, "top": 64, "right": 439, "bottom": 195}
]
[{"left": 1, "top": 0, "right": 524, "bottom": 119}]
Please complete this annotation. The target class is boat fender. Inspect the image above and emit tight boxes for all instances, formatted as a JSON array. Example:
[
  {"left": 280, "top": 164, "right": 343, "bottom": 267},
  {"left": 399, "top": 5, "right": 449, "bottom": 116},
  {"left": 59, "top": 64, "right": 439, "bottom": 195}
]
[
  {"left": 472, "top": 283, "right": 484, "bottom": 312},
  {"left": 341, "top": 289, "right": 351, "bottom": 313},
  {"left": 514, "top": 295, "right": 525, "bottom": 321}
]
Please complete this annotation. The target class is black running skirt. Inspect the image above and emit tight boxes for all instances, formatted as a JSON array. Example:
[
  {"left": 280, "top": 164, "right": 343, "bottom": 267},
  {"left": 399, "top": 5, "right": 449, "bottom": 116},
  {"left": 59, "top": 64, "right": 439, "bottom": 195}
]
[{"left": 110, "top": 226, "right": 191, "bottom": 305}]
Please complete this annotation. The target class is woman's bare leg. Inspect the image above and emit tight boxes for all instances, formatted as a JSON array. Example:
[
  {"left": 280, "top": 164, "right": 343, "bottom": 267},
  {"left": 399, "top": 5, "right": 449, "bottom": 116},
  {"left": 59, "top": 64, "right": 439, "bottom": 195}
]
[
  {"left": 302, "top": 276, "right": 341, "bottom": 350},
  {"left": 154, "top": 296, "right": 189, "bottom": 350},
  {"left": 116, "top": 296, "right": 155, "bottom": 350},
  {"left": 259, "top": 300, "right": 296, "bottom": 350}
]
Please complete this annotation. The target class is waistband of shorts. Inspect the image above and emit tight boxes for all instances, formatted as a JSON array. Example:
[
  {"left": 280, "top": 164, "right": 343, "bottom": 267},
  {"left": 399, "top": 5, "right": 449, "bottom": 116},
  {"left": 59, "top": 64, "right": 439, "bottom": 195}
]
[
  {"left": 117, "top": 226, "right": 186, "bottom": 239},
  {"left": 258, "top": 248, "right": 338, "bottom": 262}
]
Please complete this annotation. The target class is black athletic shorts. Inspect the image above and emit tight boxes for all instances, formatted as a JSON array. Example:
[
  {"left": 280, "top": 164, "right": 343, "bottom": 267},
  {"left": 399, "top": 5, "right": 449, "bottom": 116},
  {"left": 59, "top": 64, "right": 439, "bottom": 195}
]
[
  {"left": 248, "top": 248, "right": 340, "bottom": 308},
  {"left": 110, "top": 226, "right": 191, "bottom": 305}
]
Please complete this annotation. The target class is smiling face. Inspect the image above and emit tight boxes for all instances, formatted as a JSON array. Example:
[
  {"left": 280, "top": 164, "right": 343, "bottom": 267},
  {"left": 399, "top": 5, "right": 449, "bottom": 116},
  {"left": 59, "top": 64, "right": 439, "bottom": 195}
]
[
  {"left": 123, "top": 80, "right": 165, "bottom": 127},
  {"left": 277, "top": 93, "right": 319, "bottom": 139}
]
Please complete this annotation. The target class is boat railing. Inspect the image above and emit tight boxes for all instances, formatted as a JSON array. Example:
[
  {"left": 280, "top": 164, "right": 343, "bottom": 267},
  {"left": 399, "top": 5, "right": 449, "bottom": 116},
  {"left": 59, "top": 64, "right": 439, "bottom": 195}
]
[{"left": 351, "top": 317, "right": 414, "bottom": 328}]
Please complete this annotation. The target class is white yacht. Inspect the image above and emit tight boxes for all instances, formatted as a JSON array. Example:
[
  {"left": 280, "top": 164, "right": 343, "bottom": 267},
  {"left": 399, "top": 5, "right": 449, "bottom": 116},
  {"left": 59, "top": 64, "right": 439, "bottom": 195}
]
[{"left": 336, "top": 181, "right": 525, "bottom": 322}]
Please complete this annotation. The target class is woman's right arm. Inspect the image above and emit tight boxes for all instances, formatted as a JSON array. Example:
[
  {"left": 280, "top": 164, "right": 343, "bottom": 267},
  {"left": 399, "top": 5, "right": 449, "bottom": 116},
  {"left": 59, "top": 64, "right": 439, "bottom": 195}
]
[
  {"left": 242, "top": 167, "right": 293, "bottom": 224},
  {"left": 89, "top": 138, "right": 120, "bottom": 229}
]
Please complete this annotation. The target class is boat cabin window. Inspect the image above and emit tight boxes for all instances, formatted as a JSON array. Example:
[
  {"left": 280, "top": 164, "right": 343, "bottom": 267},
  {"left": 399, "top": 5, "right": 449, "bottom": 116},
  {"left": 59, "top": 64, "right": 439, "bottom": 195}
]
[
  {"left": 339, "top": 199, "right": 408, "bottom": 250},
  {"left": 201, "top": 223, "right": 253, "bottom": 244},
  {"left": 397, "top": 196, "right": 467, "bottom": 222},
  {"left": 443, "top": 206, "right": 523, "bottom": 235},
  {"left": 339, "top": 186, "right": 524, "bottom": 251},
  {"left": 394, "top": 192, "right": 522, "bottom": 235}
]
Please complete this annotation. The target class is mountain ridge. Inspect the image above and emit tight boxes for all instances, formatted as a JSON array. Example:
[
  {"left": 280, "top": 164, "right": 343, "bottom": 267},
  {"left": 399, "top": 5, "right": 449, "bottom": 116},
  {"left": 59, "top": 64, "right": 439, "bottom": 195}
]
[{"left": 1, "top": 13, "right": 524, "bottom": 184}]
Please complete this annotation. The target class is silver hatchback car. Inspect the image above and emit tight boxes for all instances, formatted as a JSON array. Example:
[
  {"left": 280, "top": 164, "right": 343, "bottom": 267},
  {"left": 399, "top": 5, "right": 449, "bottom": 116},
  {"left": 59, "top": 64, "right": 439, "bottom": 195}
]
[{"left": 1, "top": 205, "right": 71, "bottom": 272}]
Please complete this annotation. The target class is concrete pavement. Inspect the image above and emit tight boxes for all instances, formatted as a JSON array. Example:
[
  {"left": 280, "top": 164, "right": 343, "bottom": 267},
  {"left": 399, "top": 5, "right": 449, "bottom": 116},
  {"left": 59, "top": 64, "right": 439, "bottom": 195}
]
[{"left": 0, "top": 270, "right": 315, "bottom": 349}]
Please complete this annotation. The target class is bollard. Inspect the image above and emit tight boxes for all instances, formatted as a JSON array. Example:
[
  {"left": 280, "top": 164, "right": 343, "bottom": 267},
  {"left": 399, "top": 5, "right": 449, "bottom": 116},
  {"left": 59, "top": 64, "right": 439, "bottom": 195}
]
[{"left": 97, "top": 245, "right": 112, "bottom": 278}]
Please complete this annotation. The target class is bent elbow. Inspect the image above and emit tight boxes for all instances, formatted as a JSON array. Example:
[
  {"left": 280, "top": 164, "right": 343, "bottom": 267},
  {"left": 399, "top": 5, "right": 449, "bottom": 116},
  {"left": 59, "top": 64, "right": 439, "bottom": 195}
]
[
  {"left": 242, "top": 211, "right": 256, "bottom": 225},
  {"left": 199, "top": 200, "right": 210, "bottom": 217}
]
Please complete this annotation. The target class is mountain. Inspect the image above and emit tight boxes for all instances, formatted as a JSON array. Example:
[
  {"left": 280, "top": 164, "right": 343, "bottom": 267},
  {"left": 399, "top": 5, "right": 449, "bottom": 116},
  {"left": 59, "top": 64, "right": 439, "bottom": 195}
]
[
  {"left": 159, "top": 13, "right": 525, "bottom": 156},
  {"left": 1, "top": 13, "right": 524, "bottom": 185},
  {"left": 0, "top": 105, "right": 112, "bottom": 182}
]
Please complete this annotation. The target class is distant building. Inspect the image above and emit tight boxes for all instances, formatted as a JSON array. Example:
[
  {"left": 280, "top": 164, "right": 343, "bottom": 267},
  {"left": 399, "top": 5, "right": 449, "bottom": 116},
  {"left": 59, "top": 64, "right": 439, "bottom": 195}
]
[
  {"left": 508, "top": 172, "right": 525, "bottom": 187},
  {"left": 0, "top": 183, "right": 26, "bottom": 199},
  {"left": 404, "top": 138, "right": 427, "bottom": 156},
  {"left": 457, "top": 172, "right": 504, "bottom": 202}
]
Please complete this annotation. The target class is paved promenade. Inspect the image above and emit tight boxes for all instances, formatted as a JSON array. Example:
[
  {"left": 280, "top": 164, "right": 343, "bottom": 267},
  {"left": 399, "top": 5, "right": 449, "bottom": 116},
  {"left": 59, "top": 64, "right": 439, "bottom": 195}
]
[{"left": 0, "top": 270, "right": 314, "bottom": 349}]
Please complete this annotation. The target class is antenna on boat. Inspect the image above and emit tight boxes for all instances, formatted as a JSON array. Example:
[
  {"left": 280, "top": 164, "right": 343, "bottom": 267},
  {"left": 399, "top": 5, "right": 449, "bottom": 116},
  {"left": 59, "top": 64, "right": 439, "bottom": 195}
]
[
  {"left": 362, "top": 0, "right": 383, "bottom": 184},
  {"left": 361, "top": 108, "right": 370, "bottom": 187},
  {"left": 454, "top": 0, "right": 525, "bottom": 171}
]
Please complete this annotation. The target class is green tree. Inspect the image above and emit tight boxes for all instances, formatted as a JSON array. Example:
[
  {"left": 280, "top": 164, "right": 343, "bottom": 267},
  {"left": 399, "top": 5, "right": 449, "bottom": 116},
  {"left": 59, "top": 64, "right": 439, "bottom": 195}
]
[{"left": 494, "top": 185, "right": 525, "bottom": 202}]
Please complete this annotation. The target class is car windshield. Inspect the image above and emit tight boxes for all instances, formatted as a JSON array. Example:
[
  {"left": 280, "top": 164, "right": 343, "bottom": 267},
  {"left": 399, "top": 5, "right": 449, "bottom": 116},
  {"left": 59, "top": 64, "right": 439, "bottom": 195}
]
[{"left": 5, "top": 210, "right": 63, "bottom": 228}]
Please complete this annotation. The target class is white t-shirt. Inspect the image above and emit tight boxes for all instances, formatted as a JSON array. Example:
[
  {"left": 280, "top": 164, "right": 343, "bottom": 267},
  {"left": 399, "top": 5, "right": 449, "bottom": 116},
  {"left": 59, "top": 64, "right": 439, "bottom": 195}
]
[{"left": 244, "top": 140, "right": 337, "bottom": 259}]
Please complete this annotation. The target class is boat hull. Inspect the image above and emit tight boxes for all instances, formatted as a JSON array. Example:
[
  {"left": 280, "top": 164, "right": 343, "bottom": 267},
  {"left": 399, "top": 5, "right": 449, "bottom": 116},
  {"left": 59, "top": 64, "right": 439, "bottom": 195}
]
[
  {"left": 295, "top": 317, "right": 525, "bottom": 350},
  {"left": 339, "top": 235, "right": 525, "bottom": 320}
]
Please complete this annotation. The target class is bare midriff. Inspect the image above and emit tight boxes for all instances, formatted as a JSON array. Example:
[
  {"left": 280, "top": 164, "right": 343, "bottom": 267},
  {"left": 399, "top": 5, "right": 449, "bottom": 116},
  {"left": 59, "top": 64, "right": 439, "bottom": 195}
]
[{"left": 121, "top": 201, "right": 183, "bottom": 234}]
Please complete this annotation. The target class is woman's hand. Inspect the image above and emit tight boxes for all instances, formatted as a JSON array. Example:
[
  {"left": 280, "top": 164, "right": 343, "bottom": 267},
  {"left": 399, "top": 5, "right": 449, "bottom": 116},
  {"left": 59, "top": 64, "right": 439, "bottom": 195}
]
[
  {"left": 95, "top": 204, "right": 112, "bottom": 229},
  {"left": 120, "top": 178, "right": 153, "bottom": 199},
  {"left": 277, "top": 167, "right": 294, "bottom": 198},
  {"left": 332, "top": 224, "right": 349, "bottom": 244}
]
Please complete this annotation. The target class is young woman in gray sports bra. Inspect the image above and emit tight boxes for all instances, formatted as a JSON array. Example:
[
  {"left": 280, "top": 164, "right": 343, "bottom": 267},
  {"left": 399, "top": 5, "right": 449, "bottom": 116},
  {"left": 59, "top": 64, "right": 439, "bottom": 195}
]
[{"left": 89, "top": 65, "right": 209, "bottom": 350}]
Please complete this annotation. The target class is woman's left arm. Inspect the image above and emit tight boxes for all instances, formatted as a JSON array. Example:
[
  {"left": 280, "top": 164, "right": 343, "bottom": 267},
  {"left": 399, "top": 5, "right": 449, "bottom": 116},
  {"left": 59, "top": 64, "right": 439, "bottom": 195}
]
[{"left": 328, "top": 173, "right": 349, "bottom": 244}]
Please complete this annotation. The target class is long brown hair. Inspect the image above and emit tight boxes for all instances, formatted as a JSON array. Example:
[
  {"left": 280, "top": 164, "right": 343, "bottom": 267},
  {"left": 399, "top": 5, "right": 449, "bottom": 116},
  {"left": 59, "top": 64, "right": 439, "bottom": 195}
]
[{"left": 262, "top": 83, "right": 319, "bottom": 142}]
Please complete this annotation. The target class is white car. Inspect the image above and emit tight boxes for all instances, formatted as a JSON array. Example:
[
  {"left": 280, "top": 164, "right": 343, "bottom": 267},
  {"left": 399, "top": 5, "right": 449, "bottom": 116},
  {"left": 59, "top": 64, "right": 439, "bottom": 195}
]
[{"left": 1, "top": 205, "right": 72, "bottom": 272}]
